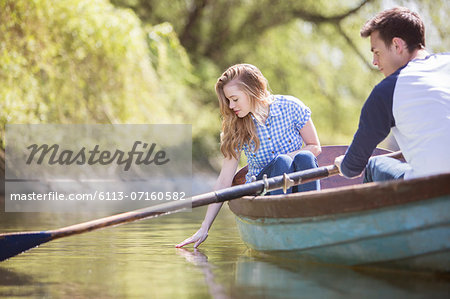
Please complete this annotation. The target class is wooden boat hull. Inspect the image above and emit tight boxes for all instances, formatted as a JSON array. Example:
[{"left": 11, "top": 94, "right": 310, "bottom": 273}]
[
  {"left": 229, "top": 146, "right": 450, "bottom": 271},
  {"left": 234, "top": 194, "right": 449, "bottom": 271}
]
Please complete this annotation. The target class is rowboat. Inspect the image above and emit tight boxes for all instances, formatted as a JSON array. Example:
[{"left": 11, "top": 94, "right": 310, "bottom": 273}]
[{"left": 228, "top": 146, "right": 450, "bottom": 272}]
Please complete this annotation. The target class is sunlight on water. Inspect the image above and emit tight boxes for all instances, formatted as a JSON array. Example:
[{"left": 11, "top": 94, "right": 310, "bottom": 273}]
[{"left": 1, "top": 197, "right": 450, "bottom": 298}]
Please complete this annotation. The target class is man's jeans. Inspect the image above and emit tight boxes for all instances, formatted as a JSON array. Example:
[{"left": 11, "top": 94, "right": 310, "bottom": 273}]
[
  {"left": 256, "top": 151, "right": 320, "bottom": 195},
  {"left": 363, "top": 156, "right": 411, "bottom": 183}
]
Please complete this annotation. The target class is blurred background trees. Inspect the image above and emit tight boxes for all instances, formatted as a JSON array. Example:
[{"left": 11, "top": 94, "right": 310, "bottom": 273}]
[{"left": 1, "top": 0, "right": 449, "bottom": 172}]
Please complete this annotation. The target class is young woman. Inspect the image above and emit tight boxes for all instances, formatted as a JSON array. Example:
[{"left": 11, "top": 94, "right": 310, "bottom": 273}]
[{"left": 176, "top": 64, "right": 321, "bottom": 248}]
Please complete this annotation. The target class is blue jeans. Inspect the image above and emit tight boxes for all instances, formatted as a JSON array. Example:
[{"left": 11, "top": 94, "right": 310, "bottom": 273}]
[
  {"left": 256, "top": 151, "right": 320, "bottom": 195},
  {"left": 363, "top": 156, "right": 411, "bottom": 183}
]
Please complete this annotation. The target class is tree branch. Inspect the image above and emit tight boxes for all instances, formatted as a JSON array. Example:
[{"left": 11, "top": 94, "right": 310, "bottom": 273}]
[
  {"left": 335, "top": 23, "right": 376, "bottom": 71},
  {"left": 201, "top": 0, "right": 377, "bottom": 66},
  {"left": 291, "top": 0, "right": 373, "bottom": 24},
  {"left": 180, "top": 0, "right": 209, "bottom": 55}
]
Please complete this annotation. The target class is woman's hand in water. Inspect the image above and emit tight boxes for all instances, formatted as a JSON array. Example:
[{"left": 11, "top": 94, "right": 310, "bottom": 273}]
[{"left": 176, "top": 226, "right": 209, "bottom": 248}]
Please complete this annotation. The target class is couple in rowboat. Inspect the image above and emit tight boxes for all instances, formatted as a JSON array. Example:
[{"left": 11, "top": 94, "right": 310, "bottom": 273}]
[{"left": 177, "top": 7, "right": 450, "bottom": 249}]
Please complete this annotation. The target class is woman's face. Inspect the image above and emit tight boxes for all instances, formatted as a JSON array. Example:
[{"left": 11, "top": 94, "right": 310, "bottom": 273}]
[{"left": 223, "top": 82, "right": 252, "bottom": 118}]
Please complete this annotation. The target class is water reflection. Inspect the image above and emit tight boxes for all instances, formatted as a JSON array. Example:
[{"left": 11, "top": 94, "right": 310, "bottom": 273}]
[
  {"left": 233, "top": 254, "right": 450, "bottom": 298},
  {"left": 174, "top": 246, "right": 450, "bottom": 299},
  {"left": 1, "top": 196, "right": 449, "bottom": 298},
  {"left": 0, "top": 267, "right": 40, "bottom": 297},
  {"left": 176, "top": 248, "right": 230, "bottom": 299}
]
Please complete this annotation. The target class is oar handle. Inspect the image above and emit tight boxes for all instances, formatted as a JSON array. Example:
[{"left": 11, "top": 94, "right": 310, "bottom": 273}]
[
  {"left": 215, "top": 164, "right": 338, "bottom": 202},
  {"left": 217, "top": 150, "right": 402, "bottom": 201}
]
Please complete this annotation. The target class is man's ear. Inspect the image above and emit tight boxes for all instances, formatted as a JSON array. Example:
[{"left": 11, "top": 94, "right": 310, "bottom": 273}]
[{"left": 392, "top": 37, "right": 407, "bottom": 54}]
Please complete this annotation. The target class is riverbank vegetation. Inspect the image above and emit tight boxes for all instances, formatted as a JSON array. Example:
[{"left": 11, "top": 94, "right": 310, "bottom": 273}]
[{"left": 1, "top": 0, "right": 448, "bottom": 173}]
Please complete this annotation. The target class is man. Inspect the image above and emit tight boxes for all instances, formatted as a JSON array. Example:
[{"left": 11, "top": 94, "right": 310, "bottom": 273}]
[{"left": 335, "top": 7, "right": 450, "bottom": 181}]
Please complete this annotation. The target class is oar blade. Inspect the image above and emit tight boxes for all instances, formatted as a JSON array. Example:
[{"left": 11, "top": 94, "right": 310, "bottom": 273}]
[{"left": 0, "top": 232, "right": 53, "bottom": 261}]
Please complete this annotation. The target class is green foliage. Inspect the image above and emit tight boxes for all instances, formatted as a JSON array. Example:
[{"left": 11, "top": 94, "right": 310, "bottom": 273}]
[
  {"left": 0, "top": 0, "right": 167, "bottom": 130},
  {"left": 242, "top": 20, "right": 381, "bottom": 144},
  {"left": 1, "top": 0, "right": 449, "bottom": 170},
  {"left": 0, "top": 0, "right": 217, "bottom": 163},
  {"left": 145, "top": 22, "right": 221, "bottom": 166}
]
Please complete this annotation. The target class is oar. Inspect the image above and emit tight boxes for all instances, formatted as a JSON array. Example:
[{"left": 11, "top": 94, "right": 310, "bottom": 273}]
[
  {"left": 0, "top": 165, "right": 338, "bottom": 261},
  {"left": 0, "top": 150, "right": 402, "bottom": 261}
]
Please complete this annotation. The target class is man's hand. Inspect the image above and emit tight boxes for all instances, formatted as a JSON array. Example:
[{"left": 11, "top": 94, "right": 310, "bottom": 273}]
[{"left": 334, "top": 155, "right": 345, "bottom": 176}]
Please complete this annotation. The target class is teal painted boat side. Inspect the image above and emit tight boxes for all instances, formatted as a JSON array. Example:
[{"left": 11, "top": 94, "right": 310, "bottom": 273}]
[{"left": 234, "top": 195, "right": 450, "bottom": 271}]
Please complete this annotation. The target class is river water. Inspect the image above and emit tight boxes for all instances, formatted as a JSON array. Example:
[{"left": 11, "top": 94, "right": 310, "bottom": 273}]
[{"left": 1, "top": 177, "right": 449, "bottom": 298}]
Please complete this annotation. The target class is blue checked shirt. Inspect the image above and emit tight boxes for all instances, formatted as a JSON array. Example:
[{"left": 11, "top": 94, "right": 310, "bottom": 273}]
[{"left": 242, "top": 95, "right": 311, "bottom": 183}]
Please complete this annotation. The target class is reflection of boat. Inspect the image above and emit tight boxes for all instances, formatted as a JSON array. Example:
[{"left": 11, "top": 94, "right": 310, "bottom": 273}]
[
  {"left": 235, "top": 255, "right": 450, "bottom": 298},
  {"left": 228, "top": 146, "right": 450, "bottom": 272}
]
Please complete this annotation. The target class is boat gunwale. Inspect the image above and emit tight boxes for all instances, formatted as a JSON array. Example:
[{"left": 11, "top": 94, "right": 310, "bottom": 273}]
[{"left": 228, "top": 172, "right": 450, "bottom": 219}]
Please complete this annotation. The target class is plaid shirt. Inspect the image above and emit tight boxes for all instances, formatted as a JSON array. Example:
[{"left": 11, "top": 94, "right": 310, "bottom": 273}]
[{"left": 242, "top": 95, "right": 311, "bottom": 183}]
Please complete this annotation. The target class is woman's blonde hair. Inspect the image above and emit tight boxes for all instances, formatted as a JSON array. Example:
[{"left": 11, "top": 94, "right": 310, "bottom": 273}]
[{"left": 216, "top": 64, "right": 272, "bottom": 159}]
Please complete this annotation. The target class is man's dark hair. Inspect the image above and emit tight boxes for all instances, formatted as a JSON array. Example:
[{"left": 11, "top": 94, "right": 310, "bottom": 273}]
[{"left": 360, "top": 7, "right": 425, "bottom": 52}]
